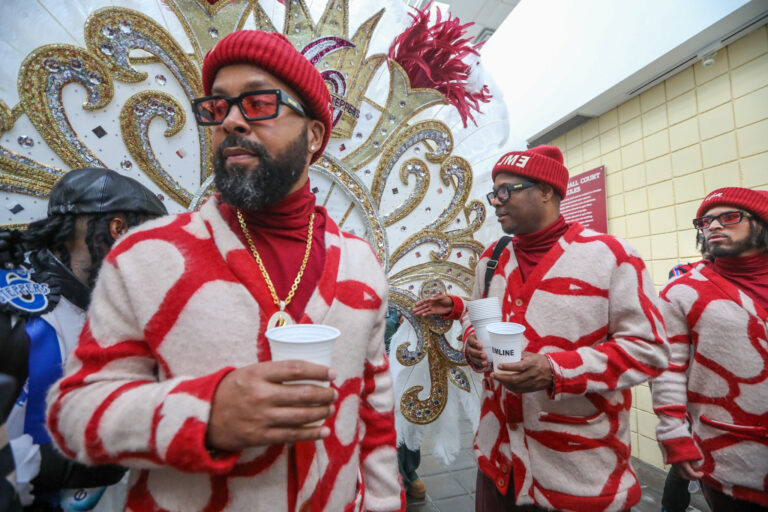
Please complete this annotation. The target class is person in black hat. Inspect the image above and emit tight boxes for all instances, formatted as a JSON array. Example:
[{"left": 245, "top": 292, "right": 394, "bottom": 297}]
[{"left": 0, "top": 168, "right": 166, "bottom": 511}]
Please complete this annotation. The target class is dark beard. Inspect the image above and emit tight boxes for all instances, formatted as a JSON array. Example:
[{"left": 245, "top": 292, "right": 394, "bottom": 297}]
[
  {"left": 706, "top": 236, "right": 757, "bottom": 258},
  {"left": 704, "top": 221, "right": 761, "bottom": 258},
  {"left": 213, "top": 128, "right": 308, "bottom": 211}
]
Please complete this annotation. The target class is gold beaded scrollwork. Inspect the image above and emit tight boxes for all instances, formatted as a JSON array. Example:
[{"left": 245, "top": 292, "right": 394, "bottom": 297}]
[
  {"left": 0, "top": 98, "right": 65, "bottom": 198},
  {"left": 368, "top": 107, "right": 482, "bottom": 423},
  {"left": 370, "top": 120, "right": 452, "bottom": 206},
  {"left": 84, "top": 7, "right": 213, "bottom": 182},
  {"left": 120, "top": 91, "right": 192, "bottom": 207},
  {"left": 17, "top": 45, "right": 114, "bottom": 170},
  {"left": 343, "top": 62, "right": 445, "bottom": 170},
  {"left": 389, "top": 286, "right": 472, "bottom": 424},
  {"left": 316, "top": 154, "right": 389, "bottom": 267},
  {"left": 0, "top": 100, "right": 22, "bottom": 134},
  {"left": 84, "top": 8, "right": 201, "bottom": 88},
  {"left": 0, "top": 150, "right": 64, "bottom": 199},
  {"left": 382, "top": 158, "right": 430, "bottom": 227},
  {"left": 164, "top": 0, "right": 253, "bottom": 60},
  {"left": 329, "top": 13, "right": 386, "bottom": 140},
  {"left": 431, "top": 156, "right": 474, "bottom": 230},
  {"left": 389, "top": 263, "right": 474, "bottom": 295}
]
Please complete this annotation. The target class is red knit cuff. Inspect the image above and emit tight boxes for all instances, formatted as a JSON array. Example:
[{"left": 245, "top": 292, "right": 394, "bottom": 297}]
[
  {"left": 443, "top": 295, "right": 465, "bottom": 320},
  {"left": 661, "top": 436, "right": 703, "bottom": 464},
  {"left": 545, "top": 351, "right": 584, "bottom": 398},
  {"left": 544, "top": 354, "right": 558, "bottom": 399},
  {"left": 165, "top": 366, "right": 240, "bottom": 474}
]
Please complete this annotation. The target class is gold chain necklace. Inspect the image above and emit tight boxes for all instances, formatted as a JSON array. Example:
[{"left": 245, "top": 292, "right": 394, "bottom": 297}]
[{"left": 237, "top": 209, "right": 315, "bottom": 328}]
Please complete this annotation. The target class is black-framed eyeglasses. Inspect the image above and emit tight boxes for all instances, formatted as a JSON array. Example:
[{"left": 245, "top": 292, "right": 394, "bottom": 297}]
[
  {"left": 486, "top": 181, "right": 537, "bottom": 204},
  {"left": 191, "top": 89, "right": 306, "bottom": 126},
  {"left": 692, "top": 210, "right": 752, "bottom": 230}
]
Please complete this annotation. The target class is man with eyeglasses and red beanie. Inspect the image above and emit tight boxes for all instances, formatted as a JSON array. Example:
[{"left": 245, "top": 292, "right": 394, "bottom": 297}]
[
  {"left": 47, "top": 30, "right": 404, "bottom": 512},
  {"left": 651, "top": 187, "right": 768, "bottom": 512},
  {"left": 414, "top": 145, "right": 669, "bottom": 511}
]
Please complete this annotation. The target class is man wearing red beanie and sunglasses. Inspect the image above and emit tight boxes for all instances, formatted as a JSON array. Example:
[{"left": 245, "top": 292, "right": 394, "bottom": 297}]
[
  {"left": 47, "top": 30, "right": 404, "bottom": 512},
  {"left": 652, "top": 187, "right": 768, "bottom": 512},
  {"left": 414, "top": 145, "right": 669, "bottom": 511}
]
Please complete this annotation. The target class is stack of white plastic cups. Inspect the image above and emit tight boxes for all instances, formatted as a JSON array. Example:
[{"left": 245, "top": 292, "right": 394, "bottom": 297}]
[{"left": 466, "top": 297, "right": 503, "bottom": 368}]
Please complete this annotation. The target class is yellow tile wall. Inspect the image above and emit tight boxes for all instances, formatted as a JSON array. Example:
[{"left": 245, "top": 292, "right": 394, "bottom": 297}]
[{"left": 548, "top": 25, "right": 768, "bottom": 469}]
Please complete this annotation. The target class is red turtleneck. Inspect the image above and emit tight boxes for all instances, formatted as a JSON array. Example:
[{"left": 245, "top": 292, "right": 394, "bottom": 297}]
[
  {"left": 219, "top": 180, "right": 326, "bottom": 321},
  {"left": 513, "top": 215, "right": 569, "bottom": 281},
  {"left": 711, "top": 252, "right": 768, "bottom": 312}
]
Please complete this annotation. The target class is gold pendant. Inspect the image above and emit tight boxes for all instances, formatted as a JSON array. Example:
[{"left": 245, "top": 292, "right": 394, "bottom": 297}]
[{"left": 267, "top": 310, "right": 293, "bottom": 329}]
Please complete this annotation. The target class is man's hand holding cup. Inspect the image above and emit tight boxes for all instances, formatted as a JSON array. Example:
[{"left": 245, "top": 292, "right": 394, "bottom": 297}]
[
  {"left": 493, "top": 352, "right": 554, "bottom": 394},
  {"left": 207, "top": 360, "right": 337, "bottom": 452},
  {"left": 466, "top": 334, "right": 491, "bottom": 370},
  {"left": 207, "top": 324, "right": 340, "bottom": 452}
]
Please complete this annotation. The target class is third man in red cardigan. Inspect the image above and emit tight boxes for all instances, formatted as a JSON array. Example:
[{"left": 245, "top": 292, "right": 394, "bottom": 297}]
[{"left": 651, "top": 187, "right": 768, "bottom": 512}]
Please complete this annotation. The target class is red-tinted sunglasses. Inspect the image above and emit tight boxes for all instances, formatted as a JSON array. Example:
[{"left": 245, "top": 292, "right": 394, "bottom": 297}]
[
  {"left": 192, "top": 89, "right": 306, "bottom": 126},
  {"left": 692, "top": 210, "right": 752, "bottom": 229}
]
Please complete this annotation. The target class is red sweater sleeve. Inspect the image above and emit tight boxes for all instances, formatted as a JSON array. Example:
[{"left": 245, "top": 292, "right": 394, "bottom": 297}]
[
  {"left": 46, "top": 260, "right": 241, "bottom": 474},
  {"left": 443, "top": 295, "right": 465, "bottom": 320},
  {"left": 545, "top": 246, "right": 669, "bottom": 399}
]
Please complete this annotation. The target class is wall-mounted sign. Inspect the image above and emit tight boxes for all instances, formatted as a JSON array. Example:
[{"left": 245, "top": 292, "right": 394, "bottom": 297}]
[{"left": 561, "top": 166, "right": 607, "bottom": 233}]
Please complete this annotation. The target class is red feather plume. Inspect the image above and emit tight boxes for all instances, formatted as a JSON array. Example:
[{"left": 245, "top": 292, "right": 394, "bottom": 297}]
[{"left": 389, "top": 2, "right": 492, "bottom": 127}]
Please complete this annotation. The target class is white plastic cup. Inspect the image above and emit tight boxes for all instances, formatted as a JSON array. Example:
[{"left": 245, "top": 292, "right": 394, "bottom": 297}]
[
  {"left": 486, "top": 322, "right": 526, "bottom": 374},
  {"left": 471, "top": 317, "right": 498, "bottom": 364},
  {"left": 266, "top": 324, "right": 339, "bottom": 426},
  {"left": 467, "top": 298, "right": 502, "bottom": 364},
  {"left": 466, "top": 297, "right": 502, "bottom": 321},
  {"left": 265, "top": 324, "right": 339, "bottom": 387}
]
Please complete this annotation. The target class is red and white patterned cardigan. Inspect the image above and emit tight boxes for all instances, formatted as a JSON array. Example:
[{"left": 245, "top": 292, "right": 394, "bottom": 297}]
[
  {"left": 460, "top": 223, "right": 669, "bottom": 512},
  {"left": 652, "top": 262, "right": 768, "bottom": 507},
  {"left": 46, "top": 197, "right": 405, "bottom": 512}
]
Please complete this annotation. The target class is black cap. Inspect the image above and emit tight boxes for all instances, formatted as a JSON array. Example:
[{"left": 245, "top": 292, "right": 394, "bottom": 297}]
[{"left": 47, "top": 168, "right": 167, "bottom": 217}]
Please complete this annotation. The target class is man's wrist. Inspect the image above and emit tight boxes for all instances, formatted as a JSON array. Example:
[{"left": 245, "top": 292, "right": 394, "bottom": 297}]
[
  {"left": 544, "top": 354, "right": 557, "bottom": 397},
  {"left": 444, "top": 295, "right": 465, "bottom": 320}
]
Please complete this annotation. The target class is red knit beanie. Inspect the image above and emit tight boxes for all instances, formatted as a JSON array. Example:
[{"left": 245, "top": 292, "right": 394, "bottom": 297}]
[
  {"left": 491, "top": 145, "right": 569, "bottom": 198},
  {"left": 202, "top": 30, "right": 332, "bottom": 164},
  {"left": 697, "top": 187, "right": 768, "bottom": 224}
]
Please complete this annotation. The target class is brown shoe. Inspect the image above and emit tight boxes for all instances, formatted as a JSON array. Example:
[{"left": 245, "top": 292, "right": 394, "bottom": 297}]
[{"left": 406, "top": 478, "right": 426, "bottom": 499}]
